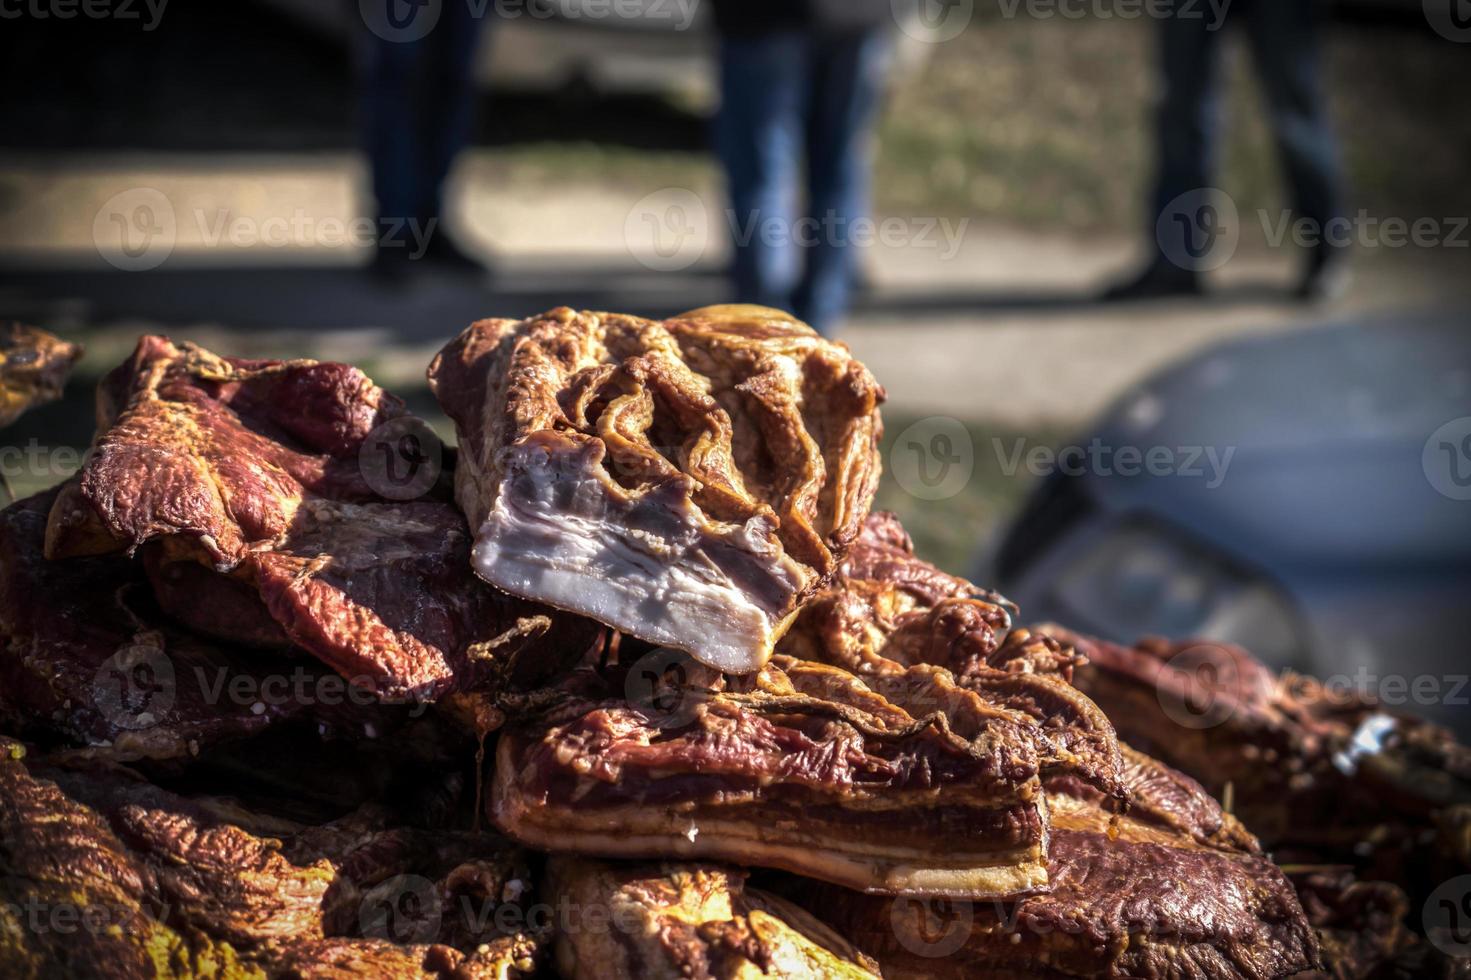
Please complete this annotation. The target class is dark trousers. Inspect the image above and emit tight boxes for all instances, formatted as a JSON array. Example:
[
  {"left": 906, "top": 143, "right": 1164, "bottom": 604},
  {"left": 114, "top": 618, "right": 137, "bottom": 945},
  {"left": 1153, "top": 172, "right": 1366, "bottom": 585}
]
[
  {"left": 359, "top": 2, "right": 487, "bottom": 237},
  {"left": 1152, "top": 0, "right": 1343, "bottom": 256},
  {"left": 715, "top": 29, "right": 892, "bottom": 335}
]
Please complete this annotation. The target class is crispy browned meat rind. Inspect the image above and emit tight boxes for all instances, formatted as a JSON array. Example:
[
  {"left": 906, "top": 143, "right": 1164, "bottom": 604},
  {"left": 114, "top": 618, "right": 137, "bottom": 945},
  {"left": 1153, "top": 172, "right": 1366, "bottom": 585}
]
[
  {"left": 808, "top": 746, "right": 1317, "bottom": 980},
  {"left": 493, "top": 653, "right": 1053, "bottom": 898},
  {"left": 0, "top": 738, "right": 265, "bottom": 980},
  {"left": 0, "top": 322, "right": 81, "bottom": 430},
  {"left": 0, "top": 487, "right": 393, "bottom": 761},
  {"left": 428, "top": 304, "right": 886, "bottom": 674},
  {"left": 780, "top": 513, "right": 1125, "bottom": 801},
  {"left": 42, "top": 336, "right": 585, "bottom": 701},
  {"left": 544, "top": 856, "right": 882, "bottom": 980},
  {"left": 0, "top": 737, "right": 548, "bottom": 980},
  {"left": 1056, "top": 627, "right": 1471, "bottom": 895}
]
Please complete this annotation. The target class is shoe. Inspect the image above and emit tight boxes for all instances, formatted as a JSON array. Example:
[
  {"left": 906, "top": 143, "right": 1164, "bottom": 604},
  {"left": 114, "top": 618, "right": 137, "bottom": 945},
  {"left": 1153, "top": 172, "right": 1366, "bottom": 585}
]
[
  {"left": 1294, "top": 245, "right": 1351, "bottom": 302},
  {"left": 1101, "top": 260, "right": 1202, "bottom": 301},
  {"left": 420, "top": 232, "right": 487, "bottom": 274}
]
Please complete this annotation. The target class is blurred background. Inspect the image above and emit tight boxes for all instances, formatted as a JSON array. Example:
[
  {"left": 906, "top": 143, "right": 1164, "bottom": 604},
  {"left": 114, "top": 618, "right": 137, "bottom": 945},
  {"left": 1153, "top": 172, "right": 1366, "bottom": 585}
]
[{"left": 1, "top": 0, "right": 1468, "bottom": 726}]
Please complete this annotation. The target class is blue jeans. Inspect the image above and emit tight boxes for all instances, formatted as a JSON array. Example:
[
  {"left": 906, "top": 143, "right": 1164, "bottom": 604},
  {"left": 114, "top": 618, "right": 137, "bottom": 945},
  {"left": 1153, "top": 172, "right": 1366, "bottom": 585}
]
[
  {"left": 359, "top": 2, "right": 488, "bottom": 233},
  {"left": 1152, "top": 0, "right": 1344, "bottom": 258},
  {"left": 715, "top": 30, "right": 893, "bottom": 335}
]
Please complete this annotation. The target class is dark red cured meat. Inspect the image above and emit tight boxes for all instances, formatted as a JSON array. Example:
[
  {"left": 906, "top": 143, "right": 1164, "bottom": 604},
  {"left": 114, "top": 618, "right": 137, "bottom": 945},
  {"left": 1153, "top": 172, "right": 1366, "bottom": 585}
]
[
  {"left": 0, "top": 487, "right": 391, "bottom": 761},
  {"left": 44, "top": 337, "right": 592, "bottom": 702}
]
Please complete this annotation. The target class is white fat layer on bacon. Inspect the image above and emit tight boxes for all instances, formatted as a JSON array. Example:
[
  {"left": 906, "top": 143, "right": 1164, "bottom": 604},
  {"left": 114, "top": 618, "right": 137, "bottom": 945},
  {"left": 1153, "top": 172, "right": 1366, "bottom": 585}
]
[{"left": 471, "top": 443, "right": 808, "bottom": 674}]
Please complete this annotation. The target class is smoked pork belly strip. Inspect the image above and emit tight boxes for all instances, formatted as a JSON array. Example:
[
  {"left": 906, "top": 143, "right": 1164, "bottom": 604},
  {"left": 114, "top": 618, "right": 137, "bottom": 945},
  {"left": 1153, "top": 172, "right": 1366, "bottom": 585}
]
[
  {"left": 805, "top": 745, "right": 1318, "bottom": 980},
  {"left": 492, "top": 655, "right": 1052, "bottom": 899},
  {"left": 428, "top": 305, "right": 885, "bottom": 674}
]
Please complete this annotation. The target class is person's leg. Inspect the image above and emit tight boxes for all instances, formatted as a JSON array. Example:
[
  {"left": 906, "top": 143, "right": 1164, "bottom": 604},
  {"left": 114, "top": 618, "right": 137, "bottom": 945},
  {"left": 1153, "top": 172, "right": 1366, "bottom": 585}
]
[
  {"left": 1107, "top": 2, "right": 1228, "bottom": 297},
  {"left": 359, "top": 29, "right": 427, "bottom": 264},
  {"left": 418, "top": 3, "right": 487, "bottom": 230},
  {"left": 715, "top": 33, "right": 808, "bottom": 314},
  {"left": 1242, "top": 0, "right": 1348, "bottom": 298},
  {"left": 798, "top": 28, "right": 893, "bottom": 335}
]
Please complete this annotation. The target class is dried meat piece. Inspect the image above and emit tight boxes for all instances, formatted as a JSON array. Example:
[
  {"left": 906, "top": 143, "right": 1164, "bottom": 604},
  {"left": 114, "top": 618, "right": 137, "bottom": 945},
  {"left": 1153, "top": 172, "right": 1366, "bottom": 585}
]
[
  {"left": 0, "top": 738, "right": 265, "bottom": 980},
  {"left": 428, "top": 305, "right": 885, "bottom": 674},
  {"left": 0, "top": 322, "right": 81, "bottom": 430},
  {"left": 0, "top": 487, "right": 390, "bottom": 761},
  {"left": 492, "top": 653, "right": 1053, "bottom": 899},
  {"left": 781, "top": 513, "right": 1124, "bottom": 800},
  {"left": 544, "top": 856, "right": 882, "bottom": 980},
  {"left": 1058, "top": 627, "right": 1471, "bottom": 898},
  {"left": 0, "top": 738, "right": 548, "bottom": 979},
  {"left": 44, "top": 336, "right": 587, "bottom": 701},
  {"left": 807, "top": 746, "right": 1318, "bottom": 980}
]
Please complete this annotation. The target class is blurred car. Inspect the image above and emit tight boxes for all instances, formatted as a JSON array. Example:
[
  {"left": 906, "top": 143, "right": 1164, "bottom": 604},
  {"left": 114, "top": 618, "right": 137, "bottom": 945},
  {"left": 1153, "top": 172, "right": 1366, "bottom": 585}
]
[
  {"left": 983, "top": 316, "right": 1471, "bottom": 736},
  {"left": 254, "top": 0, "right": 938, "bottom": 106}
]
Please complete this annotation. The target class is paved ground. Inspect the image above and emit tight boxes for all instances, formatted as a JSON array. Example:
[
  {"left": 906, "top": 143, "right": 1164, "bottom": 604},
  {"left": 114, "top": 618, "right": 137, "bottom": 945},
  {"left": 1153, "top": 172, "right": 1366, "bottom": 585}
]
[{"left": 3, "top": 155, "right": 1467, "bottom": 430}]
